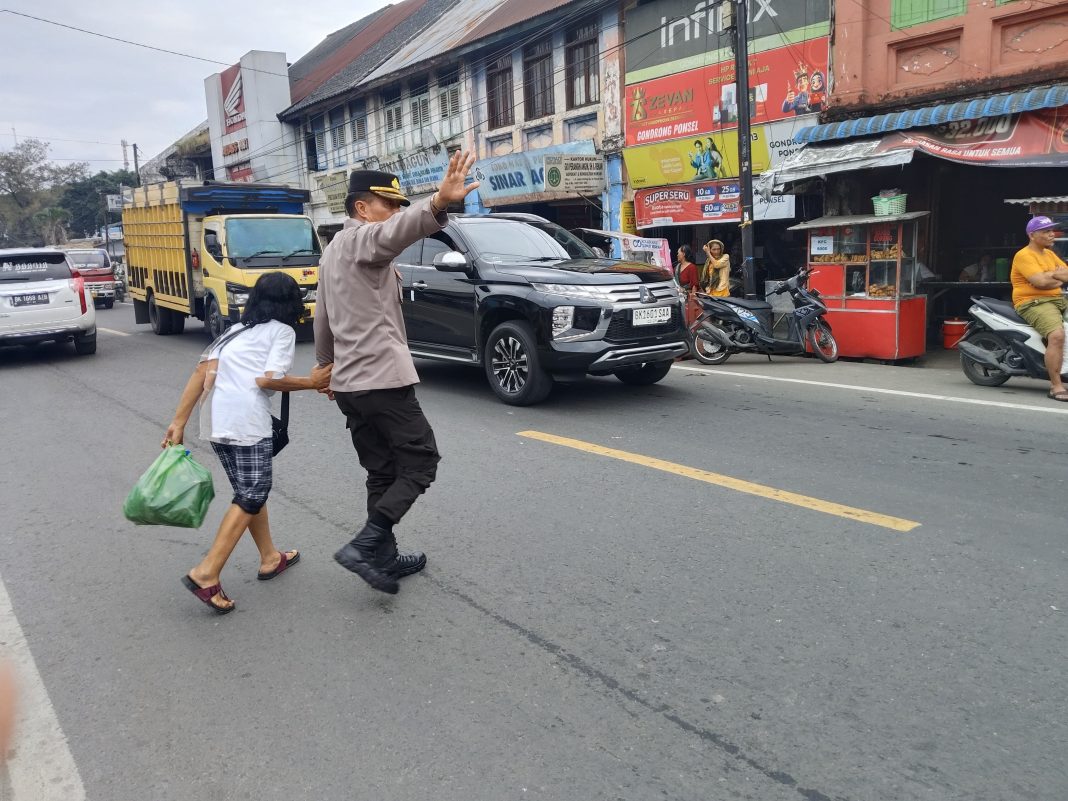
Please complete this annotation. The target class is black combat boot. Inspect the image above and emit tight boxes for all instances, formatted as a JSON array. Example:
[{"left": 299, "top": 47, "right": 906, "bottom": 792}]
[
  {"left": 333, "top": 521, "right": 400, "bottom": 594},
  {"left": 389, "top": 533, "right": 427, "bottom": 578}
]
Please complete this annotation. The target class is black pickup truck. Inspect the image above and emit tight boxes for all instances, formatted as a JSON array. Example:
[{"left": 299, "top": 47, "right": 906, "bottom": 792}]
[{"left": 393, "top": 213, "right": 688, "bottom": 405}]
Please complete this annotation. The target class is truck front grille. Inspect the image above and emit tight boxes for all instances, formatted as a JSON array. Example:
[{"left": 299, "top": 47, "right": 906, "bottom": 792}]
[{"left": 602, "top": 281, "right": 678, "bottom": 304}]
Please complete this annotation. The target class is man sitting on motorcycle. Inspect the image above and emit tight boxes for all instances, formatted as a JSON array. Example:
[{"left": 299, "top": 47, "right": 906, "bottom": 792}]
[{"left": 1011, "top": 216, "right": 1068, "bottom": 402}]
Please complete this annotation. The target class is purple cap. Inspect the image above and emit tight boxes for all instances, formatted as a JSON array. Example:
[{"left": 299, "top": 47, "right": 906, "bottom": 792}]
[{"left": 1026, "top": 216, "right": 1060, "bottom": 235}]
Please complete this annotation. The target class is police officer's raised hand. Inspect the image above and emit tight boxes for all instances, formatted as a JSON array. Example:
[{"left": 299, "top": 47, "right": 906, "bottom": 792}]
[{"left": 433, "top": 151, "right": 481, "bottom": 209}]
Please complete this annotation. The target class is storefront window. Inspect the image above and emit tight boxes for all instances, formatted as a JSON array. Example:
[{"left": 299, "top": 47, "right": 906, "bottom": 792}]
[
  {"left": 382, "top": 85, "right": 403, "bottom": 153},
  {"left": 329, "top": 107, "right": 346, "bottom": 168},
  {"left": 486, "top": 55, "right": 515, "bottom": 129},
  {"left": 349, "top": 100, "right": 367, "bottom": 143},
  {"left": 438, "top": 68, "right": 461, "bottom": 139},
  {"left": 891, "top": 0, "right": 967, "bottom": 29},
  {"left": 523, "top": 40, "right": 554, "bottom": 120},
  {"left": 566, "top": 20, "right": 599, "bottom": 109},
  {"left": 305, "top": 115, "right": 326, "bottom": 173}
]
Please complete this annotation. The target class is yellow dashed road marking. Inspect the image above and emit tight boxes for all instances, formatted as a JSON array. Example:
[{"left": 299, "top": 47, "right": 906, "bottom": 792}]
[{"left": 518, "top": 430, "right": 920, "bottom": 533}]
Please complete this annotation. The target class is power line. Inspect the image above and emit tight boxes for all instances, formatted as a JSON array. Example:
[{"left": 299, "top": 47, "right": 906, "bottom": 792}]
[
  {"left": 215, "top": 4, "right": 751, "bottom": 191},
  {"left": 0, "top": 9, "right": 291, "bottom": 78},
  {"left": 7, "top": 133, "right": 125, "bottom": 147},
  {"left": 200, "top": 0, "right": 611, "bottom": 180}
]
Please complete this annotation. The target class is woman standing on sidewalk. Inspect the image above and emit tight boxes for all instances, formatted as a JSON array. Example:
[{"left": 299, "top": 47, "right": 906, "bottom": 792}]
[
  {"left": 702, "top": 239, "right": 731, "bottom": 297},
  {"left": 163, "top": 273, "right": 331, "bottom": 614}
]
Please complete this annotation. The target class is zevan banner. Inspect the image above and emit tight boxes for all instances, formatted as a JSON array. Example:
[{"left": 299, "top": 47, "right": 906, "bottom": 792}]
[{"left": 625, "top": 38, "right": 829, "bottom": 148}]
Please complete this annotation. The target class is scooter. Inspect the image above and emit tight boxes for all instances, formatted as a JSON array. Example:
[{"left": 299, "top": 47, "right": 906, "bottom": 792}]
[
  {"left": 688, "top": 267, "right": 838, "bottom": 365},
  {"left": 957, "top": 295, "right": 1064, "bottom": 385}
]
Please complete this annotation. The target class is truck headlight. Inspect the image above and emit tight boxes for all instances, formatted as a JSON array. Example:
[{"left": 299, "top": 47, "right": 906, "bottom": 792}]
[
  {"left": 552, "top": 306, "right": 575, "bottom": 338},
  {"left": 227, "top": 288, "right": 249, "bottom": 307},
  {"left": 304, "top": 288, "right": 317, "bottom": 302}
]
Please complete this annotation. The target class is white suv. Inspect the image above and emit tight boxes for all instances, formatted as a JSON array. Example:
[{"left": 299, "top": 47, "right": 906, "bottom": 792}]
[{"left": 0, "top": 248, "right": 97, "bottom": 355}]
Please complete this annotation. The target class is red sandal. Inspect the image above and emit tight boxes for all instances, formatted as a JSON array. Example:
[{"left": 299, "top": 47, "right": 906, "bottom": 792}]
[
  {"left": 181, "top": 575, "right": 235, "bottom": 614},
  {"left": 257, "top": 549, "right": 300, "bottom": 581}
]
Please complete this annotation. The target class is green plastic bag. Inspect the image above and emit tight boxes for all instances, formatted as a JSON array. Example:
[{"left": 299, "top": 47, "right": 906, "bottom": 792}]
[{"left": 123, "top": 446, "right": 215, "bottom": 528}]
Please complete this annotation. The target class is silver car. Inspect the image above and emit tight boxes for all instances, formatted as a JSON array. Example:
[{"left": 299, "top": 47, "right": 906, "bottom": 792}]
[{"left": 0, "top": 248, "right": 97, "bottom": 354}]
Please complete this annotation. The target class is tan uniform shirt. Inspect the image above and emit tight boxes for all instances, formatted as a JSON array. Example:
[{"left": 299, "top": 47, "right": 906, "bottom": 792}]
[{"left": 314, "top": 197, "right": 447, "bottom": 391}]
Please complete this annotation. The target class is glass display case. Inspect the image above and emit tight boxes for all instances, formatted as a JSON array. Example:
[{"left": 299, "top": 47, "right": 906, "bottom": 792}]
[
  {"left": 789, "top": 212, "right": 929, "bottom": 361},
  {"left": 808, "top": 218, "right": 920, "bottom": 298}
]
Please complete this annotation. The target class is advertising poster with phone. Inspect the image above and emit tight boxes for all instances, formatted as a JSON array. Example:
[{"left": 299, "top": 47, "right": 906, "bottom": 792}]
[
  {"left": 623, "top": 129, "right": 772, "bottom": 188},
  {"left": 625, "top": 37, "right": 830, "bottom": 148}
]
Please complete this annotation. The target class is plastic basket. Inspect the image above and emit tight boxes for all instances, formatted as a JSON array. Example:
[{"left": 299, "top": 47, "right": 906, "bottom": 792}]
[{"left": 872, "top": 194, "right": 907, "bottom": 216}]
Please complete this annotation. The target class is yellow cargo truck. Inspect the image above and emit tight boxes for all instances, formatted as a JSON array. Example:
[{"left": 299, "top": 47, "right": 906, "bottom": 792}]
[{"left": 123, "top": 181, "right": 319, "bottom": 338}]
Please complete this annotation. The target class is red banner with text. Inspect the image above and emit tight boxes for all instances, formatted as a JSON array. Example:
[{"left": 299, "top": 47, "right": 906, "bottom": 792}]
[
  {"left": 875, "top": 108, "right": 1068, "bottom": 166},
  {"left": 634, "top": 179, "right": 795, "bottom": 228},
  {"left": 625, "top": 37, "right": 829, "bottom": 148}
]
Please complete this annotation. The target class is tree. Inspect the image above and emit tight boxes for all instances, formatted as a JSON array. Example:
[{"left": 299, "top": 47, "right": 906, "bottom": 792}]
[
  {"left": 59, "top": 169, "right": 139, "bottom": 239},
  {"left": 0, "top": 139, "right": 88, "bottom": 247},
  {"left": 0, "top": 139, "right": 87, "bottom": 209},
  {"left": 33, "top": 207, "right": 71, "bottom": 245}
]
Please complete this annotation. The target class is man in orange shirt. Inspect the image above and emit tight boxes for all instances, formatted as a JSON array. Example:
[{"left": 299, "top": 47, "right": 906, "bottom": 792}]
[{"left": 1011, "top": 216, "right": 1068, "bottom": 401}]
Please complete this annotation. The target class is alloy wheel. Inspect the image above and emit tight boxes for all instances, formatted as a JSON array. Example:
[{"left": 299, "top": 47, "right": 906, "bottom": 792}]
[{"left": 491, "top": 335, "right": 528, "bottom": 395}]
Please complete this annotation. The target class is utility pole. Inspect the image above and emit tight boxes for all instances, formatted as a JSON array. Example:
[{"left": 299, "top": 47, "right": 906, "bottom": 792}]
[
  {"left": 132, "top": 143, "right": 142, "bottom": 186},
  {"left": 728, "top": 0, "right": 757, "bottom": 299}
]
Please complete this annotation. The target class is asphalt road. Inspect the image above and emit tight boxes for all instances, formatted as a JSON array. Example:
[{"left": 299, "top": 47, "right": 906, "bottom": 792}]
[{"left": 1, "top": 304, "right": 1065, "bottom": 801}]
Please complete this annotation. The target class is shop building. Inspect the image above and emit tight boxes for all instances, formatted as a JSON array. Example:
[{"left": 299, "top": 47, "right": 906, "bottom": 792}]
[
  {"left": 758, "top": 0, "right": 1068, "bottom": 359},
  {"left": 277, "top": 0, "right": 622, "bottom": 239},
  {"left": 620, "top": 0, "right": 832, "bottom": 285},
  {"left": 205, "top": 52, "right": 302, "bottom": 185},
  {"left": 140, "top": 121, "right": 214, "bottom": 184}
]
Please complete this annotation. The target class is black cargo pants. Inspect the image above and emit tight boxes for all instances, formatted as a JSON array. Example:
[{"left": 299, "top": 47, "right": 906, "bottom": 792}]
[{"left": 334, "top": 386, "right": 441, "bottom": 524}]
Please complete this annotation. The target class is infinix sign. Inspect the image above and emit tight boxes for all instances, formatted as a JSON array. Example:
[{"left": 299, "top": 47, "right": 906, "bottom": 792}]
[
  {"left": 659, "top": 0, "right": 786, "bottom": 48},
  {"left": 657, "top": 0, "right": 730, "bottom": 50},
  {"left": 624, "top": 0, "right": 829, "bottom": 83}
]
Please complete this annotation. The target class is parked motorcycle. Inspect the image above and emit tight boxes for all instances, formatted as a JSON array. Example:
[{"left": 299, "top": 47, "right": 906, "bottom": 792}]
[
  {"left": 958, "top": 295, "right": 1064, "bottom": 385},
  {"left": 688, "top": 267, "right": 838, "bottom": 365}
]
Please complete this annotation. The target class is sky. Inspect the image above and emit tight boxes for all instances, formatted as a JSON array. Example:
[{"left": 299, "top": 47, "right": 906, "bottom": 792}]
[{"left": 0, "top": 1, "right": 393, "bottom": 172}]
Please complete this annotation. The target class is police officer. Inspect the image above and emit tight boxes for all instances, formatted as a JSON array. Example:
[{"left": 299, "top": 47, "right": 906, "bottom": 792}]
[{"left": 315, "top": 151, "right": 480, "bottom": 594}]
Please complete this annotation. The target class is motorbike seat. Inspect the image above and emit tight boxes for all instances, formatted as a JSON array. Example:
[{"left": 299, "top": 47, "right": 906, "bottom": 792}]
[
  {"left": 721, "top": 297, "right": 773, "bottom": 312},
  {"left": 974, "top": 296, "right": 1026, "bottom": 325}
]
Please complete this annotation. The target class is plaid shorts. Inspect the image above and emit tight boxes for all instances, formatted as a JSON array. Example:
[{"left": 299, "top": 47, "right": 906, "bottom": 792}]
[{"left": 211, "top": 438, "right": 273, "bottom": 514}]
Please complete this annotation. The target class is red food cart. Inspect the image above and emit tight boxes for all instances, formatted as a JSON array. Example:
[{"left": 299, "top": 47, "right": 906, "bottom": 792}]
[{"left": 788, "top": 212, "right": 928, "bottom": 360}]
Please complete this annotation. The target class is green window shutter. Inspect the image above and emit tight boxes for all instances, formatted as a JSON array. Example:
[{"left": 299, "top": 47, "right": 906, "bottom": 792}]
[{"left": 891, "top": 0, "right": 967, "bottom": 29}]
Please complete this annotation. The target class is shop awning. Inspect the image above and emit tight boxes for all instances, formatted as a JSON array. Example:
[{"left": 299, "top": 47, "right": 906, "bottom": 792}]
[
  {"left": 1004, "top": 196, "right": 1068, "bottom": 205},
  {"left": 795, "top": 84, "right": 1068, "bottom": 144},
  {"left": 787, "top": 211, "right": 929, "bottom": 231},
  {"left": 1005, "top": 196, "right": 1068, "bottom": 214},
  {"left": 760, "top": 106, "right": 1068, "bottom": 196},
  {"left": 756, "top": 139, "right": 914, "bottom": 195}
]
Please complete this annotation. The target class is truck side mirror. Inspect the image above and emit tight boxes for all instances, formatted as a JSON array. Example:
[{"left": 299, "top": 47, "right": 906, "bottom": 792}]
[{"left": 433, "top": 251, "right": 468, "bottom": 271}]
